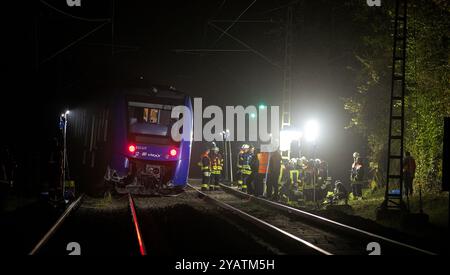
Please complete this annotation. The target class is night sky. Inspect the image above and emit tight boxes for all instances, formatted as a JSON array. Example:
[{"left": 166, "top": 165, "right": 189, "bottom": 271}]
[{"left": 4, "top": 0, "right": 375, "bottom": 183}]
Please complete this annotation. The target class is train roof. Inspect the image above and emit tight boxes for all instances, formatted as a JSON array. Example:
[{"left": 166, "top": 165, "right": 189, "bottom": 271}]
[
  {"left": 123, "top": 85, "right": 188, "bottom": 100},
  {"left": 66, "top": 80, "right": 191, "bottom": 105}
]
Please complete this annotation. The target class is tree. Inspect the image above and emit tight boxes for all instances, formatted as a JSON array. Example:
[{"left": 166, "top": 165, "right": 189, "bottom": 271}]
[{"left": 343, "top": 0, "right": 449, "bottom": 192}]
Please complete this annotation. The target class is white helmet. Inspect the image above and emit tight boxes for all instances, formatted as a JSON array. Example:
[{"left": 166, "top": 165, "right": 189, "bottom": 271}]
[
  {"left": 353, "top": 152, "right": 360, "bottom": 159},
  {"left": 241, "top": 144, "right": 250, "bottom": 150}
]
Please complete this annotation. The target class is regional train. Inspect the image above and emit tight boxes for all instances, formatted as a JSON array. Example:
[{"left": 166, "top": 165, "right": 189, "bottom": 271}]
[{"left": 67, "top": 84, "right": 193, "bottom": 196}]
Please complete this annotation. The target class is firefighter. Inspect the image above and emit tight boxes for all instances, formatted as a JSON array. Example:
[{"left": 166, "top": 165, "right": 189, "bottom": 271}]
[
  {"left": 350, "top": 157, "right": 364, "bottom": 198},
  {"left": 279, "top": 158, "right": 292, "bottom": 202},
  {"left": 403, "top": 152, "right": 416, "bottom": 197},
  {"left": 256, "top": 150, "right": 269, "bottom": 197},
  {"left": 334, "top": 180, "right": 349, "bottom": 205},
  {"left": 247, "top": 146, "right": 259, "bottom": 195},
  {"left": 266, "top": 149, "right": 282, "bottom": 201},
  {"left": 303, "top": 159, "right": 316, "bottom": 201},
  {"left": 298, "top": 157, "right": 308, "bottom": 184},
  {"left": 289, "top": 158, "right": 301, "bottom": 190},
  {"left": 325, "top": 180, "right": 348, "bottom": 205},
  {"left": 209, "top": 146, "right": 223, "bottom": 191},
  {"left": 241, "top": 145, "right": 253, "bottom": 192},
  {"left": 199, "top": 149, "right": 211, "bottom": 191},
  {"left": 237, "top": 144, "right": 250, "bottom": 190}
]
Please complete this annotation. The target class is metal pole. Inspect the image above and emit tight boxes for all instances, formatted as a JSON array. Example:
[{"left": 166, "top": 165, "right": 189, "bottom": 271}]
[
  {"left": 62, "top": 115, "right": 67, "bottom": 200},
  {"left": 224, "top": 134, "right": 229, "bottom": 182},
  {"left": 222, "top": 134, "right": 226, "bottom": 181},
  {"left": 313, "top": 143, "right": 316, "bottom": 205},
  {"left": 228, "top": 139, "right": 233, "bottom": 183}
]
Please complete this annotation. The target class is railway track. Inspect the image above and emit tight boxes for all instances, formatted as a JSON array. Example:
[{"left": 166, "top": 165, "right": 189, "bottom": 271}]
[
  {"left": 29, "top": 194, "right": 146, "bottom": 256},
  {"left": 221, "top": 184, "right": 438, "bottom": 255},
  {"left": 189, "top": 182, "right": 437, "bottom": 255},
  {"left": 188, "top": 184, "right": 332, "bottom": 255},
  {"left": 29, "top": 195, "right": 85, "bottom": 255},
  {"left": 128, "top": 193, "right": 147, "bottom": 256}
]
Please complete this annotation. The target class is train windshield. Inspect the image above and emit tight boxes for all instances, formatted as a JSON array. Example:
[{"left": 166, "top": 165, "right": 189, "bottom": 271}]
[{"left": 128, "top": 101, "right": 176, "bottom": 137}]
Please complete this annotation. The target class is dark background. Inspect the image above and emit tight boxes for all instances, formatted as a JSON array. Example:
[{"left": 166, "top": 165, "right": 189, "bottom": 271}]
[{"left": 2, "top": 0, "right": 373, "bottom": 193}]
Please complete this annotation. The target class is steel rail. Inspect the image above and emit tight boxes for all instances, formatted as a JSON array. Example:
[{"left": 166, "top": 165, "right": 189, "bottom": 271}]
[
  {"left": 29, "top": 195, "right": 84, "bottom": 255},
  {"left": 219, "top": 183, "right": 437, "bottom": 255},
  {"left": 188, "top": 184, "right": 332, "bottom": 255},
  {"left": 128, "top": 193, "right": 147, "bottom": 256}
]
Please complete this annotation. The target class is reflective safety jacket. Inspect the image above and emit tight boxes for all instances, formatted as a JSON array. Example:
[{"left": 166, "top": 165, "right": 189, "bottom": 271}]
[
  {"left": 286, "top": 160, "right": 300, "bottom": 186},
  {"left": 240, "top": 152, "right": 253, "bottom": 175},
  {"left": 237, "top": 150, "right": 245, "bottom": 169},
  {"left": 200, "top": 153, "right": 211, "bottom": 172},
  {"left": 210, "top": 152, "right": 223, "bottom": 175},
  {"left": 258, "top": 152, "right": 269, "bottom": 174}
]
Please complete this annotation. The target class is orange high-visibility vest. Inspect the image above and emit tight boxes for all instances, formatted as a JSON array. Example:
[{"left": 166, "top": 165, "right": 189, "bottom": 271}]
[{"left": 258, "top": 152, "right": 269, "bottom": 174}]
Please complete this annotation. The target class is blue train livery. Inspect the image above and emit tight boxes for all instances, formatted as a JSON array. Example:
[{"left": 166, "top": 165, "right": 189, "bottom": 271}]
[{"left": 68, "top": 85, "right": 193, "bottom": 196}]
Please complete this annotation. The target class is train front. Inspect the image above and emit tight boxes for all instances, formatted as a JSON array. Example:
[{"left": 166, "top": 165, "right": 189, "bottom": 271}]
[{"left": 114, "top": 88, "right": 193, "bottom": 195}]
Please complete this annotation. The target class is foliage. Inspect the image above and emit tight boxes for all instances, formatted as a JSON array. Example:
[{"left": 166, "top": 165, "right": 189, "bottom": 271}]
[{"left": 343, "top": 0, "right": 450, "bottom": 193}]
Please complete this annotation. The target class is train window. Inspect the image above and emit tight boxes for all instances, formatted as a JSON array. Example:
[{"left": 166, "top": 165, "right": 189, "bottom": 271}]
[
  {"left": 149, "top": 109, "right": 159, "bottom": 124},
  {"left": 159, "top": 110, "right": 172, "bottom": 125},
  {"left": 141, "top": 108, "right": 161, "bottom": 124},
  {"left": 128, "top": 102, "right": 176, "bottom": 136}
]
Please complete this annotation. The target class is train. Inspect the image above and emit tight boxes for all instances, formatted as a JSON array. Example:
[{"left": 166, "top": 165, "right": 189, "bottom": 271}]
[{"left": 67, "top": 84, "right": 193, "bottom": 196}]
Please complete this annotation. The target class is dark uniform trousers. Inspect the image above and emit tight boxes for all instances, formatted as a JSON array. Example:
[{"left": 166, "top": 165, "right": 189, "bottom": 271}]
[{"left": 266, "top": 172, "right": 280, "bottom": 199}]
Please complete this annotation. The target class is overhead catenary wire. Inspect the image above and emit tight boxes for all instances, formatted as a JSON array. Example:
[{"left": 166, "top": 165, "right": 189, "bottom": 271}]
[
  {"left": 40, "top": 20, "right": 111, "bottom": 65},
  {"left": 218, "top": 0, "right": 227, "bottom": 11},
  {"left": 259, "top": 0, "right": 300, "bottom": 15},
  {"left": 213, "top": 0, "right": 258, "bottom": 45},
  {"left": 37, "top": 1, "right": 113, "bottom": 66},
  {"left": 209, "top": 22, "right": 280, "bottom": 68}
]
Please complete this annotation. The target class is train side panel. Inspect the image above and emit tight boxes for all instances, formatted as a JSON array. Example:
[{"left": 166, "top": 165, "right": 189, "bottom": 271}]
[{"left": 68, "top": 86, "right": 193, "bottom": 195}]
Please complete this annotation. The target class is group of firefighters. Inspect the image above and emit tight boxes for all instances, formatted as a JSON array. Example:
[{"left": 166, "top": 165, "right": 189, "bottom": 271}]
[
  {"left": 199, "top": 144, "right": 418, "bottom": 204},
  {"left": 199, "top": 144, "right": 332, "bottom": 203},
  {"left": 199, "top": 144, "right": 281, "bottom": 198},
  {"left": 200, "top": 145, "right": 224, "bottom": 191}
]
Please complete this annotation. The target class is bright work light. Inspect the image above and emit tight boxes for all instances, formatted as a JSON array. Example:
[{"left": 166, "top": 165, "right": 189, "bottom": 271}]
[{"left": 305, "top": 120, "right": 319, "bottom": 142}]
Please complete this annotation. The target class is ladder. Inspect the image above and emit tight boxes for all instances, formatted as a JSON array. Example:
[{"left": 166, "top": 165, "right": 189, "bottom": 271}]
[{"left": 384, "top": 0, "right": 408, "bottom": 210}]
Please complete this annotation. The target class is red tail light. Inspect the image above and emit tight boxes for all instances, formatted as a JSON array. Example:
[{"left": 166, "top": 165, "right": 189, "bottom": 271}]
[
  {"left": 169, "top": 148, "right": 178, "bottom": 157},
  {"left": 128, "top": 145, "right": 136, "bottom": 153}
]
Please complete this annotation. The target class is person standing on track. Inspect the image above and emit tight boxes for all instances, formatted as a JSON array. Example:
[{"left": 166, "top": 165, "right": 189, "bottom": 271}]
[
  {"left": 237, "top": 144, "right": 250, "bottom": 191},
  {"left": 209, "top": 146, "right": 223, "bottom": 191},
  {"left": 199, "top": 149, "right": 211, "bottom": 191},
  {"left": 266, "top": 150, "right": 282, "bottom": 201},
  {"left": 247, "top": 146, "right": 259, "bottom": 195},
  {"left": 256, "top": 150, "right": 270, "bottom": 197}
]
